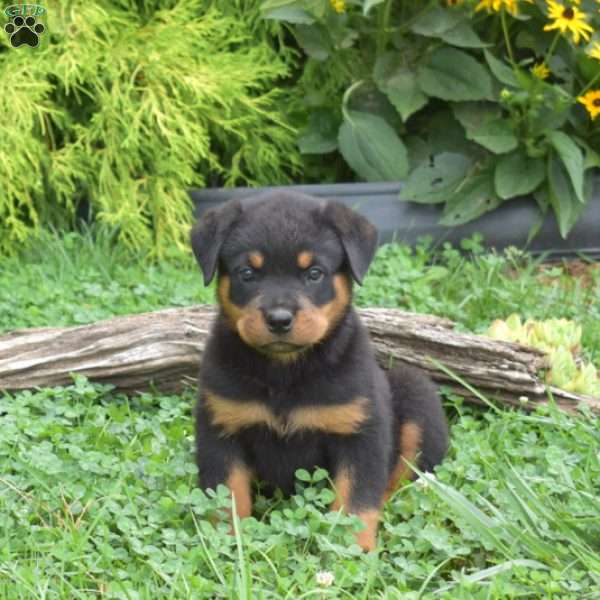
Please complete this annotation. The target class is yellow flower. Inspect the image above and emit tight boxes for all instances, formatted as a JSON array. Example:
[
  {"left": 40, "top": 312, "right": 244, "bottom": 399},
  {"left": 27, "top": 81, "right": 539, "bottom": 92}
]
[
  {"left": 531, "top": 62, "right": 550, "bottom": 79},
  {"left": 587, "top": 42, "right": 600, "bottom": 61},
  {"left": 578, "top": 90, "right": 600, "bottom": 119},
  {"left": 330, "top": 0, "right": 346, "bottom": 13},
  {"left": 543, "top": 1, "right": 593, "bottom": 45},
  {"left": 475, "top": 0, "right": 519, "bottom": 15}
]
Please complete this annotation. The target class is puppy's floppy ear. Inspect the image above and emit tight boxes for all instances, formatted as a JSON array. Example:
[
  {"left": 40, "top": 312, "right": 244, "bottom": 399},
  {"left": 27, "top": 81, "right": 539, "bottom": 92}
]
[
  {"left": 190, "top": 200, "right": 242, "bottom": 285},
  {"left": 322, "top": 201, "right": 378, "bottom": 284}
]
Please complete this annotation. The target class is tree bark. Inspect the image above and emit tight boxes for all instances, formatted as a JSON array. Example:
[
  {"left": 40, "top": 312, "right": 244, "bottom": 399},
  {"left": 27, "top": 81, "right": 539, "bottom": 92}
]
[{"left": 1, "top": 306, "right": 598, "bottom": 414}]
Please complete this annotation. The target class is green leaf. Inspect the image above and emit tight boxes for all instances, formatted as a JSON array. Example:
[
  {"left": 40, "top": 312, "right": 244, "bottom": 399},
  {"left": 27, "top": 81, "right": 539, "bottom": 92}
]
[
  {"left": 483, "top": 50, "right": 518, "bottom": 87},
  {"left": 260, "top": 0, "right": 315, "bottom": 23},
  {"left": 573, "top": 137, "right": 600, "bottom": 170},
  {"left": 533, "top": 185, "right": 550, "bottom": 213},
  {"left": 295, "top": 469, "right": 312, "bottom": 482},
  {"left": 494, "top": 150, "right": 545, "bottom": 199},
  {"left": 363, "top": 0, "right": 386, "bottom": 15},
  {"left": 304, "top": 0, "right": 329, "bottom": 19},
  {"left": 338, "top": 111, "right": 409, "bottom": 181},
  {"left": 312, "top": 468, "right": 328, "bottom": 482},
  {"left": 547, "top": 131, "right": 585, "bottom": 204},
  {"left": 526, "top": 90, "right": 570, "bottom": 137},
  {"left": 404, "top": 135, "right": 430, "bottom": 167},
  {"left": 440, "top": 172, "right": 501, "bottom": 225},
  {"left": 262, "top": 7, "right": 315, "bottom": 23},
  {"left": 399, "top": 152, "right": 472, "bottom": 204},
  {"left": 577, "top": 51, "right": 600, "bottom": 83},
  {"left": 417, "top": 48, "right": 493, "bottom": 101},
  {"left": 515, "top": 30, "right": 545, "bottom": 54},
  {"left": 453, "top": 102, "right": 500, "bottom": 134},
  {"left": 440, "top": 22, "right": 488, "bottom": 49},
  {"left": 468, "top": 119, "right": 518, "bottom": 154},
  {"left": 298, "top": 110, "right": 338, "bottom": 154},
  {"left": 547, "top": 153, "right": 585, "bottom": 238},
  {"left": 583, "top": 166, "right": 595, "bottom": 201},
  {"left": 349, "top": 83, "right": 402, "bottom": 129},
  {"left": 425, "top": 109, "right": 479, "bottom": 156},
  {"left": 411, "top": 7, "right": 464, "bottom": 37},
  {"left": 374, "top": 53, "right": 428, "bottom": 122},
  {"left": 294, "top": 24, "right": 330, "bottom": 60},
  {"left": 528, "top": 188, "right": 548, "bottom": 244},
  {"left": 411, "top": 9, "right": 487, "bottom": 48}
]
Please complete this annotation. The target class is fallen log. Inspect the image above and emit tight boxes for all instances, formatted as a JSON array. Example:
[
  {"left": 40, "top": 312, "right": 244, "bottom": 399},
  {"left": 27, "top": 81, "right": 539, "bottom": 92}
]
[{"left": 0, "top": 306, "right": 598, "bottom": 415}]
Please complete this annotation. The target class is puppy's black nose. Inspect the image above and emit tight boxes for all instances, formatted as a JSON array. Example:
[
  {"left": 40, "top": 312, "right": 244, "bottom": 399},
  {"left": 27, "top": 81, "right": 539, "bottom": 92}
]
[{"left": 265, "top": 308, "right": 293, "bottom": 334}]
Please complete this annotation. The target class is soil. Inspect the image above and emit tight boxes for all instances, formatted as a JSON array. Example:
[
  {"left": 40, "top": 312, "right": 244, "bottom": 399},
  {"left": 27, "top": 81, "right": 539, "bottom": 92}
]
[{"left": 536, "top": 259, "right": 600, "bottom": 289}]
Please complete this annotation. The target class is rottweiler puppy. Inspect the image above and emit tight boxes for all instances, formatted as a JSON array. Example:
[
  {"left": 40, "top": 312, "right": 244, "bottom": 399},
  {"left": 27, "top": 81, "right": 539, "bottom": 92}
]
[{"left": 190, "top": 190, "right": 448, "bottom": 551}]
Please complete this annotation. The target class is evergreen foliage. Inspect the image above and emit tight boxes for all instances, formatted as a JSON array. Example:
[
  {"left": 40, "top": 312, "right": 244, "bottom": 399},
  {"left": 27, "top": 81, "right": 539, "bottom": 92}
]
[{"left": 0, "top": 0, "right": 300, "bottom": 255}]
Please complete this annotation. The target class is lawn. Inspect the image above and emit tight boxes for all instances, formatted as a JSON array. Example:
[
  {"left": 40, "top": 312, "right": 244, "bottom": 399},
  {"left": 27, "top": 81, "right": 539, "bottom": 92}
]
[{"left": 1, "top": 229, "right": 599, "bottom": 599}]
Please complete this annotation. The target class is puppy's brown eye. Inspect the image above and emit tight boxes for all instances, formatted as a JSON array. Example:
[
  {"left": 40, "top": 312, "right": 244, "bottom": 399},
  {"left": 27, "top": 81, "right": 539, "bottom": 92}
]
[
  {"left": 239, "top": 267, "right": 255, "bottom": 282},
  {"left": 306, "top": 266, "right": 324, "bottom": 283}
]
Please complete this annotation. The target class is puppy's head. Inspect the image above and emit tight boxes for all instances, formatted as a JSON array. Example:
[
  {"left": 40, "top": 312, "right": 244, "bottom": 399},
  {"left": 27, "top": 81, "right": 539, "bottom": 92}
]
[{"left": 191, "top": 191, "right": 377, "bottom": 359}]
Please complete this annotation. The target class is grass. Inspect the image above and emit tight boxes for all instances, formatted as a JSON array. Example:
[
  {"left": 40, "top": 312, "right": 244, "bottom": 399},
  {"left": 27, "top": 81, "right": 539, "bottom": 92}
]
[{"left": 1, "top": 228, "right": 599, "bottom": 598}]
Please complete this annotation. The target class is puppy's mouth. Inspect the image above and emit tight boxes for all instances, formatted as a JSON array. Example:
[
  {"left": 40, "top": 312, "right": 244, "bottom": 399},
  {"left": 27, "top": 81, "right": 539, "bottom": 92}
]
[{"left": 260, "top": 341, "right": 306, "bottom": 353}]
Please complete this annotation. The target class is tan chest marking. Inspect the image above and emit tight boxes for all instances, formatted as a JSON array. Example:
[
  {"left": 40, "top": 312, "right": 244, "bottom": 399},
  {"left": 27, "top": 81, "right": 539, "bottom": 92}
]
[
  {"left": 204, "top": 392, "right": 368, "bottom": 437},
  {"left": 287, "top": 397, "right": 369, "bottom": 435},
  {"left": 205, "top": 392, "right": 279, "bottom": 435}
]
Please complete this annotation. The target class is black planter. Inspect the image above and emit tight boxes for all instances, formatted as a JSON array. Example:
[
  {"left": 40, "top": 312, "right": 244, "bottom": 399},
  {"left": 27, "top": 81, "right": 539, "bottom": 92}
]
[{"left": 189, "top": 180, "right": 600, "bottom": 259}]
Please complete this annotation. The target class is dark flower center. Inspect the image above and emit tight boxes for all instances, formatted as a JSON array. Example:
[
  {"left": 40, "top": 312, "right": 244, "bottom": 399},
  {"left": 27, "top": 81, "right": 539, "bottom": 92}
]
[
  {"left": 593, "top": 99, "right": 600, "bottom": 107},
  {"left": 562, "top": 7, "right": 574, "bottom": 19}
]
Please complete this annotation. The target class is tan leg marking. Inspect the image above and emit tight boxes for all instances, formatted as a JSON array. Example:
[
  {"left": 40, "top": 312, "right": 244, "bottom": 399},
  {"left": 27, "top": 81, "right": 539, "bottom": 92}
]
[
  {"left": 226, "top": 463, "right": 253, "bottom": 519},
  {"left": 383, "top": 421, "right": 422, "bottom": 502},
  {"left": 330, "top": 469, "right": 380, "bottom": 551},
  {"left": 331, "top": 467, "right": 353, "bottom": 513},
  {"left": 355, "top": 509, "right": 380, "bottom": 552}
]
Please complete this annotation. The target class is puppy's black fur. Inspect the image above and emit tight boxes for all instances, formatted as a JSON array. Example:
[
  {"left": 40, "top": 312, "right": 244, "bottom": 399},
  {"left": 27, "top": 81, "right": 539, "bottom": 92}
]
[{"left": 190, "top": 190, "right": 448, "bottom": 550}]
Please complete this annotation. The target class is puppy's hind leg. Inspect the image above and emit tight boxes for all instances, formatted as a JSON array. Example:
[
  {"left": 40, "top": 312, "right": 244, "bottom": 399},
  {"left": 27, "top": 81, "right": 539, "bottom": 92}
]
[{"left": 383, "top": 364, "right": 448, "bottom": 500}]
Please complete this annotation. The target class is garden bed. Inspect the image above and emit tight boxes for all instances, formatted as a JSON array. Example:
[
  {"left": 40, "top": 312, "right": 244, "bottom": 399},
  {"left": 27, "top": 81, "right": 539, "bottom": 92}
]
[{"left": 190, "top": 180, "right": 600, "bottom": 259}]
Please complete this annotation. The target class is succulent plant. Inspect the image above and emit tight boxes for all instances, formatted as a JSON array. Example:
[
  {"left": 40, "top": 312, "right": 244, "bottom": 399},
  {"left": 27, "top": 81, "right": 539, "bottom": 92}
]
[{"left": 487, "top": 314, "right": 599, "bottom": 397}]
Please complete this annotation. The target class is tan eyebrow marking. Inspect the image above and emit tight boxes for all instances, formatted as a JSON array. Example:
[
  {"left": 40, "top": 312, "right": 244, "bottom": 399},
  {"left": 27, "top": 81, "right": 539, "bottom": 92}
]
[
  {"left": 248, "top": 251, "right": 264, "bottom": 269},
  {"left": 297, "top": 251, "right": 313, "bottom": 269}
]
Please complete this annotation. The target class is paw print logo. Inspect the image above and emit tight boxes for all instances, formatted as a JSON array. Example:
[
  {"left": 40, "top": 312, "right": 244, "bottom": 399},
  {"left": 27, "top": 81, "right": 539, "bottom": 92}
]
[{"left": 4, "top": 15, "right": 45, "bottom": 47}]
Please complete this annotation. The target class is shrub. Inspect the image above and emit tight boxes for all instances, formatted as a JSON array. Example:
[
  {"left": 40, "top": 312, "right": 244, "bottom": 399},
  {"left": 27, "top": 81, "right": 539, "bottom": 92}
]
[
  {"left": 263, "top": 0, "right": 600, "bottom": 237},
  {"left": 0, "top": 0, "right": 300, "bottom": 256}
]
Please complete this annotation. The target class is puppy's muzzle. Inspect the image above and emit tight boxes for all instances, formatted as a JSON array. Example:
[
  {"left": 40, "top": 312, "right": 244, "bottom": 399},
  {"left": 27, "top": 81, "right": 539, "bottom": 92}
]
[{"left": 264, "top": 307, "right": 294, "bottom": 334}]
